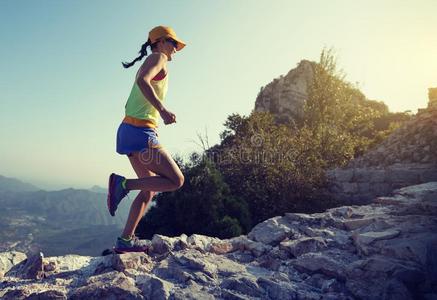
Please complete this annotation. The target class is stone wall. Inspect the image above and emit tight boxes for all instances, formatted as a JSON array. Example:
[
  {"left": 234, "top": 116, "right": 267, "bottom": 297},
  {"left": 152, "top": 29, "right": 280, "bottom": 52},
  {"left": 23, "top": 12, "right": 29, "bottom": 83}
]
[
  {"left": 349, "top": 105, "right": 437, "bottom": 168},
  {"left": 327, "top": 163, "right": 437, "bottom": 203},
  {"left": 328, "top": 89, "right": 437, "bottom": 203}
]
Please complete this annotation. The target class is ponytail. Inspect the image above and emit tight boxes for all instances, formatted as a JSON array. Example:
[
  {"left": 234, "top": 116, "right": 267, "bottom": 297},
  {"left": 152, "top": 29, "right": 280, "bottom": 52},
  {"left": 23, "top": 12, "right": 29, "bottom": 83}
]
[{"left": 122, "top": 39, "right": 152, "bottom": 69}]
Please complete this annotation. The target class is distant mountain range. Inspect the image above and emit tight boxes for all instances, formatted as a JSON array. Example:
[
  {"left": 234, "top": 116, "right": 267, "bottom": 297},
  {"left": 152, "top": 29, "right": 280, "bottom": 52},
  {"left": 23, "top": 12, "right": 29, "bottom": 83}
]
[
  {"left": 0, "top": 174, "right": 109, "bottom": 194},
  {"left": 0, "top": 175, "right": 142, "bottom": 256},
  {"left": 0, "top": 175, "right": 41, "bottom": 193},
  {"left": 89, "top": 185, "right": 107, "bottom": 194}
]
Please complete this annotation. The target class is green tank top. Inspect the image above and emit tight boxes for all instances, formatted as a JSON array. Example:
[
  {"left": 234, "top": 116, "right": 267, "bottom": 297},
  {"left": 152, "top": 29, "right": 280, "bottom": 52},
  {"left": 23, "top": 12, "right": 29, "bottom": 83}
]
[{"left": 124, "top": 74, "right": 169, "bottom": 127}]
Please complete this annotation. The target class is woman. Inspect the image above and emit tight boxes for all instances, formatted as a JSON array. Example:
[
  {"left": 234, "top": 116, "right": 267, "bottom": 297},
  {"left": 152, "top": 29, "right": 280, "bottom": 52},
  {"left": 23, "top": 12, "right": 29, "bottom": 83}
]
[{"left": 107, "top": 25, "right": 186, "bottom": 252}]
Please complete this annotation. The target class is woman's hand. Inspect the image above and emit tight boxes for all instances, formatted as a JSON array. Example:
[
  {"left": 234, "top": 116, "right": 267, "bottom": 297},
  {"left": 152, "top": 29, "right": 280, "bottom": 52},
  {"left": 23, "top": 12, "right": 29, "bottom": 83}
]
[{"left": 160, "top": 108, "right": 176, "bottom": 125}]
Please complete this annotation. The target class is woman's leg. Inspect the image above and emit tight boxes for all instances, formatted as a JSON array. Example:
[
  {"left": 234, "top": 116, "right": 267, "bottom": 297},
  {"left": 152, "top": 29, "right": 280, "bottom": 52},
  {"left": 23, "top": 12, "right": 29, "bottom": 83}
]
[
  {"left": 124, "top": 147, "right": 184, "bottom": 192},
  {"left": 121, "top": 166, "right": 155, "bottom": 239},
  {"left": 120, "top": 147, "right": 184, "bottom": 238}
]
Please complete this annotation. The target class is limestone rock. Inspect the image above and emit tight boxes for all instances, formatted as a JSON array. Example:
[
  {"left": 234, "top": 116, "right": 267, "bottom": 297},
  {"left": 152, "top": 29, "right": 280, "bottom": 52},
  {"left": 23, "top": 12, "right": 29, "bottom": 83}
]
[
  {"left": 382, "top": 279, "right": 414, "bottom": 300},
  {"left": 186, "top": 234, "right": 221, "bottom": 252},
  {"left": 229, "top": 235, "right": 272, "bottom": 257},
  {"left": 111, "top": 252, "right": 153, "bottom": 274},
  {"left": 289, "top": 251, "right": 349, "bottom": 281},
  {"left": 39, "top": 254, "right": 99, "bottom": 278},
  {"left": 208, "top": 240, "right": 234, "bottom": 255},
  {"left": 352, "top": 229, "right": 401, "bottom": 245},
  {"left": 151, "top": 234, "right": 186, "bottom": 255},
  {"left": 248, "top": 216, "right": 299, "bottom": 245},
  {"left": 6, "top": 252, "right": 44, "bottom": 280},
  {"left": 394, "top": 181, "right": 437, "bottom": 201},
  {"left": 2, "top": 289, "right": 31, "bottom": 300},
  {"left": 257, "top": 276, "right": 298, "bottom": 300},
  {"left": 220, "top": 275, "right": 263, "bottom": 298},
  {"left": 0, "top": 182, "right": 436, "bottom": 299},
  {"left": 0, "top": 251, "right": 26, "bottom": 277},
  {"left": 26, "top": 290, "right": 67, "bottom": 300},
  {"left": 279, "top": 237, "right": 327, "bottom": 257},
  {"left": 70, "top": 271, "right": 143, "bottom": 300},
  {"left": 255, "top": 60, "right": 314, "bottom": 124},
  {"left": 137, "top": 273, "right": 173, "bottom": 300},
  {"left": 173, "top": 251, "right": 218, "bottom": 278},
  {"left": 342, "top": 217, "right": 375, "bottom": 230},
  {"left": 171, "top": 281, "right": 215, "bottom": 300}
]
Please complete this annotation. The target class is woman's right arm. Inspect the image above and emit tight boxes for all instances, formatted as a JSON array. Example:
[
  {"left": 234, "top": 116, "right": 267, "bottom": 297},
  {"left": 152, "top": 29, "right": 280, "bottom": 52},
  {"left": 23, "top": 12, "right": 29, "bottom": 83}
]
[{"left": 136, "top": 53, "right": 176, "bottom": 125}]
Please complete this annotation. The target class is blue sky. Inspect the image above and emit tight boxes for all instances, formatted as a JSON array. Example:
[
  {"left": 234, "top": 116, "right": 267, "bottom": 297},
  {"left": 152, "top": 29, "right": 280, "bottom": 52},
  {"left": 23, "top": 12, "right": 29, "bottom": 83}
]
[{"left": 1, "top": 0, "right": 436, "bottom": 190}]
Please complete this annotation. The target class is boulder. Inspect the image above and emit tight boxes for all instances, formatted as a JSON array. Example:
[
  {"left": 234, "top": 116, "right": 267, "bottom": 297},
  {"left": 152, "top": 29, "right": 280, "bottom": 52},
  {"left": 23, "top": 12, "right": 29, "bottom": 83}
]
[
  {"left": 137, "top": 273, "right": 173, "bottom": 300},
  {"left": 220, "top": 275, "right": 263, "bottom": 298},
  {"left": 290, "top": 252, "right": 346, "bottom": 281},
  {"left": 394, "top": 181, "right": 437, "bottom": 201},
  {"left": 248, "top": 216, "right": 299, "bottom": 245},
  {"left": 208, "top": 240, "right": 235, "bottom": 255},
  {"left": 342, "top": 217, "right": 375, "bottom": 230},
  {"left": 26, "top": 290, "right": 67, "bottom": 300},
  {"left": 173, "top": 251, "right": 218, "bottom": 278},
  {"left": 69, "top": 271, "right": 143, "bottom": 300},
  {"left": 151, "top": 234, "right": 186, "bottom": 254},
  {"left": 352, "top": 230, "right": 401, "bottom": 245},
  {"left": 2, "top": 289, "right": 31, "bottom": 300},
  {"left": 279, "top": 237, "right": 327, "bottom": 257},
  {"left": 6, "top": 252, "right": 44, "bottom": 280},
  {"left": 257, "top": 277, "right": 298, "bottom": 300},
  {"left": 186, "top": 234, "right": 221, "bottom": 252},
  {"left": 171, "top": 281, "right": 215, "bottom": 300},
  {"left": 111, "top": 252, "right": 153, "bottom": 273},
  {"left": 0, "top": 251, "right": 27, "bottom": 277},
  {"left": 229, "top": 235, "right": 272, "bottom": 257}
]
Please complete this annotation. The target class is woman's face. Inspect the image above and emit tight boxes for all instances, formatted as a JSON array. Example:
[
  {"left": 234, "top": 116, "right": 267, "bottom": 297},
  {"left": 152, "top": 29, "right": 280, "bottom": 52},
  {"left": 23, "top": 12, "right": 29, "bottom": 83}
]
[{"left": 158, "top": 38, "right": 177, "bottom": 61}]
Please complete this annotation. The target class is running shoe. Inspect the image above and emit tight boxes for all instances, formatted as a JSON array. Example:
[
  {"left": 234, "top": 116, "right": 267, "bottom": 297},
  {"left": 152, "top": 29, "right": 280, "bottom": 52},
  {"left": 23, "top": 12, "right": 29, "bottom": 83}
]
[
  {"left": 107, "top": 173, "right": 129, "bottom": 216},
  {"left": 114, "top": 235, "right": 150, "bottom": 253}
]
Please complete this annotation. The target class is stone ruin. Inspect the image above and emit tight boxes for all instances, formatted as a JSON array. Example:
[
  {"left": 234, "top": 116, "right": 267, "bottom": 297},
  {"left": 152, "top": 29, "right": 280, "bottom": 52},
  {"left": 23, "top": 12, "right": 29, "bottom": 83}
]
[
  {"left": 428, "top": 87, "right": 437, "bottom": 109},
  {"left": 328, "top": 88, "right": 437, "bottom": 203},
  {"left": 255, "top": 58, "right": 436, "bottom": 204}
]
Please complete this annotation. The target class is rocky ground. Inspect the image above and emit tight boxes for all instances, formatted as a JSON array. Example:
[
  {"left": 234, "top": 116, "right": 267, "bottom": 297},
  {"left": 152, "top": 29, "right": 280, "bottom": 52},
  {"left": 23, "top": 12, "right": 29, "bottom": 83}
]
[{"left": 1, "top": 182, "right": 436, "bottom": 300}]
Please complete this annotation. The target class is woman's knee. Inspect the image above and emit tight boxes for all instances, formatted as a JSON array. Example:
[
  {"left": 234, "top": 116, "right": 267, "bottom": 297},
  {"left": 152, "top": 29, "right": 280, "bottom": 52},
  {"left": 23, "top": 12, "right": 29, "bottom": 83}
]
[
  {"left": 138, "top": 190, "right": 154, "bottom": 202},
  {"left": 170, "top": 173, "right": 184, "bottom": 190}
]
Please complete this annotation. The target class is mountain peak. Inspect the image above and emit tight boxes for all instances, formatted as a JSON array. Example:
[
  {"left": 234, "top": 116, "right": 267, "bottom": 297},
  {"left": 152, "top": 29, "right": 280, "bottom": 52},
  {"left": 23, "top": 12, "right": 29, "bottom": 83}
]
[
  {"left": 254, "top": 59, "right": 315, "bottom": 124},
  {"left": 89, "top": 185, "right": 107, "bottom": 194},
  {"left": 0, "top": 175, "right": 41, "bottom": 193}
]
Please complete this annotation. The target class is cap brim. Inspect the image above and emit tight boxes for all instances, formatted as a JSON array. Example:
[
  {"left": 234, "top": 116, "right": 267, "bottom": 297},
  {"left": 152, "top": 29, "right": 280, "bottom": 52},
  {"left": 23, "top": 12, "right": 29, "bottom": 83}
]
[{"left": 174, "top": 38, "right": 186, "bottom": 51}]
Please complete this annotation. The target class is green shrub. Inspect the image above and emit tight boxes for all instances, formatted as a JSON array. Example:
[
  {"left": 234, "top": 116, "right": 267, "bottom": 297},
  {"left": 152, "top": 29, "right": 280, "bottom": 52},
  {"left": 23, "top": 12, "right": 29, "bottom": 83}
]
[{"left": 136, "top": 156, "right": 250, "bottom": 239}]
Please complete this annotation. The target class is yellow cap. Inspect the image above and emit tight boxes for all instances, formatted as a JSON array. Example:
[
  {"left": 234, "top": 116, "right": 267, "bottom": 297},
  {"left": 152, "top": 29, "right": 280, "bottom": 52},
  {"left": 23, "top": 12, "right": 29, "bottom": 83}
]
[{"left": 149, "top": 26, "right": 186, "bottom": 51}]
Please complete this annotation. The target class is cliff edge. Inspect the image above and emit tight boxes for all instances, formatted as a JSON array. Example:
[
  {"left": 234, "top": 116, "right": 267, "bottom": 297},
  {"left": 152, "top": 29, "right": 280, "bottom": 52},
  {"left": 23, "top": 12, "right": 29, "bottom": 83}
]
[{"left": 1, "top": 182, "right": 436, "bottom": 299}]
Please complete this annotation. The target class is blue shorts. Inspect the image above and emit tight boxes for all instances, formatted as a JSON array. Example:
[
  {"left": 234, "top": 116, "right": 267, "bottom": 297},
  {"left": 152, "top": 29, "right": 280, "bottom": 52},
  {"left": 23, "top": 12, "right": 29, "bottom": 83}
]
[{"left": 116, "top": 122, "right": 162, "bottom": 157}]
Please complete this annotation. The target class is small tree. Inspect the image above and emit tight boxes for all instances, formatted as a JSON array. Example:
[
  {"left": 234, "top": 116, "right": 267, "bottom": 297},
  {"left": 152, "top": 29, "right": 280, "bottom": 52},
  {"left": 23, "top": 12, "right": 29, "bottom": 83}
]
[
  {"left": 304, "top": 48, "right": 412, "bottom": 158},
  {"left": 136, "top": 156, "right": 250, "bottom": 239}
]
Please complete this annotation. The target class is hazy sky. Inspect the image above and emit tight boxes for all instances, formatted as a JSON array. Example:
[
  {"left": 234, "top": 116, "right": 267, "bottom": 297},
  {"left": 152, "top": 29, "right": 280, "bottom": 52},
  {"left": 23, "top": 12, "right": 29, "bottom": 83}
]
[{"left": 1, "top": 0, "right": 436, "bottom": 190}]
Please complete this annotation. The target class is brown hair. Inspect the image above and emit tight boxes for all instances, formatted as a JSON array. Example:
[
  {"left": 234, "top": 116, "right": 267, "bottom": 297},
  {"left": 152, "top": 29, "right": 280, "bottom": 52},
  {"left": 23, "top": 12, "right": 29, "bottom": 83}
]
[{"left": 121, "top": 38, "right": 159, "bottom": 69}]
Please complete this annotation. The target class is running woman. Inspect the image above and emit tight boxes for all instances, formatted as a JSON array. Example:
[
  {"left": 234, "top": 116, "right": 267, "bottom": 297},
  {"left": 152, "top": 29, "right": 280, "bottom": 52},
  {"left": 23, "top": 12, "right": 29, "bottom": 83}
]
[{"left": 107, "top": 26, "right": 186, "bottom": 252}]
